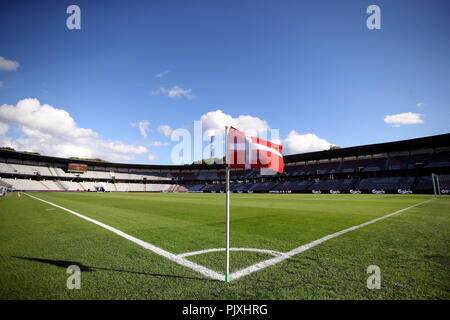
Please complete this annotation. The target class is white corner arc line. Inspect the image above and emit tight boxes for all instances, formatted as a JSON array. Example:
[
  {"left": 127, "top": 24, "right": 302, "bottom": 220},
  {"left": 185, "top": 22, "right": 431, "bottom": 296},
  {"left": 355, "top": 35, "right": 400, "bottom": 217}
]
[
  {"left": 229, "top": 199, "right": 433, "bottom": 281},
  {"left": 23, "top": 193, "right": 224, "bottom": 281},
  {"left": 178, "top": 248, "right": 284, "bottom": 258}
]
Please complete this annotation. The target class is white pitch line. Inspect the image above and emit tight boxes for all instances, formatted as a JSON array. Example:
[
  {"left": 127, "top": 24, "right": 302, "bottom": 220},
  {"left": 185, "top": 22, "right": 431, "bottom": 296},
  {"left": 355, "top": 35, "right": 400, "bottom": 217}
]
[
  {"left": 23, "top": 193, "right": 224, "bottom": 281},
  {"left": 178, "top": 247, "right": 284, "bottom": 258},
  {"left": 22, "top": 193, "right": 433, "bottom": 282},
  {"left": 229, "top": 198, "right": 433, "bottom": 281}
]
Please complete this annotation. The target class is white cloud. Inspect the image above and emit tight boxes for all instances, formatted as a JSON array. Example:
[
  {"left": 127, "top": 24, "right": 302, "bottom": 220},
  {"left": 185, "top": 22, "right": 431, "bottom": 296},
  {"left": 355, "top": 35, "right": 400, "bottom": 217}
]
[
  {"left": 155, "top": 70, "right": 169, "bottom": 78},
  {"left": 200, "top": 109, "right": 270, "bottom": 136},
  {"left": 0, "top": 56, "right": 20, "bottom": 71},
  {"left": 157, "top": 125, "right": 173, "bottom": 136},
  {"left": 0, "top": 135, "right": 17, "bottom": 150},
  {"left": 0, "top": 98, "right": 147, "bottom": 162},
  {"left": 384, "top": 112, "right": 424, "bottom": 127},
  {"left": 148, "top": 141, "right": 169, "bottom": 147},
  {"left": 138, "top": 120, "right": 150, "bottom": 138},
  {"left": 0, "top": 122, "right": 8, "bottom": 135},
  {"left": 152, "top": 85, "right": 194, "bottom": 99},
  {"left": 0, "top": 98, "right": 97, "bottom": 139},
  {"left": 148, "top": 154, "right": 158, "bottom": 162},
  {"left": 416, "top": 102, "right": 426, "bottom": 108},
  {"left": 198, "top": 109, "right": 332, "bottom": 155},
  {"left": 282, "top": 131, "right": 332, "bottom": 155}
]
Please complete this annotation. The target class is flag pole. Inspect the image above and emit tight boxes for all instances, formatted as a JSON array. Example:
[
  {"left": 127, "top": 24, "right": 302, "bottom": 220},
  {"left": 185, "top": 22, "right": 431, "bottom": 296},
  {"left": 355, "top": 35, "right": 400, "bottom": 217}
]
[{"left": 225, "top": 126, "right": 230, "bottom": 282}]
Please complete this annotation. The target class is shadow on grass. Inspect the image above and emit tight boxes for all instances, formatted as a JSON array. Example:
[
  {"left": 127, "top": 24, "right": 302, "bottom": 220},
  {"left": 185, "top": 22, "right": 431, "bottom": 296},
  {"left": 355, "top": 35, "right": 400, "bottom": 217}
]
[
  {"left": 12, "top": 256, "right": 219, "bottom": 282},
  {"left": 424, "top": 254, "right": 450, "bottom": 268}
]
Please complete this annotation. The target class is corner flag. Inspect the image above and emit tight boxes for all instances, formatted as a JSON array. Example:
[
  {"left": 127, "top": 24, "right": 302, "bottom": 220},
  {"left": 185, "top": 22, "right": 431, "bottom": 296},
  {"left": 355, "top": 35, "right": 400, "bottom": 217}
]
[
  {"left": 226, "top": 126, "right": 284, "bottom": 174},
  {"left": 224, "top": 126, "right": 284, "bottom": 282}
]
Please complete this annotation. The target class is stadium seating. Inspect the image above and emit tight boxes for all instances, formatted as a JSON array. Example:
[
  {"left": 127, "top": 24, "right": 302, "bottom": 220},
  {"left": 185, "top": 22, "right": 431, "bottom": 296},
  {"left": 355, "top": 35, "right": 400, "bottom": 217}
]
[
  {"left": 1, "top": 178, "right": 50, "bottom": 191},
  {"left": 415, "top": 175, "right": 449, "bottom": 191},
  {"left": 202, "top": 184, "right": 225, "bottom": 192},
  {"left": 341, "top": 160, "right": 358, "bottom": 173},
  {"left": 424, "top": 151, "right": 450, "bottom": 169},
  {"left": 307, "top": 179, "right": 356, "bottom": 191},
  {"left": 388, "top": 156, "right": 409, "bottom": 170},
  {"left": 271, "top": 180, "right": 314, "bottom": 191},
  {"left": 1, "top": 133, "right": 448, "bottom": 193},
  {"left": 356, "top": 157, "right": 386, "bottom": 172},
  {"left": 182, "top": 184, "right": 206, "bottom": 192},
  {"left": 415, "top": 176, "right": 433, "bottom": 191},
  {"left": 40, "top": 180, "right": 62, "bottom": 191},
  {"left": 249, "top": 181, "right": 280, "bottom": 192},
  {"left": 357, "top": 177, "right": 414, "bottom": 191}
]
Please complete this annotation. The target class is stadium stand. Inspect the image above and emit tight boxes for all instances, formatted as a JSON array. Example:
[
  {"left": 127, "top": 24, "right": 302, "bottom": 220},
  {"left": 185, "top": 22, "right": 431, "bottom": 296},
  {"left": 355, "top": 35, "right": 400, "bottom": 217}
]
[
  {"left": 415, "top": 175, "right": 450, "bottom": 192},
  {"left": 388, "top": 155, "right": 409, "bottom": 171},
  {"left": 249, "top": 181, "right": 280, "bottom": 192},
  {"left": 0, "top": 133, "right": 448, "bottom": 194},
  {"left": 307, "top": 178, "right": 356, "bottom": 191},
  {"left": 181, "top": 184, "right": 206, "bottom": 192},
  {"left": 202, "top": 184, "right": 226, "bottom": 192},
  {"left": 357, "top": 177, "right": 415, "bottom": 191}
]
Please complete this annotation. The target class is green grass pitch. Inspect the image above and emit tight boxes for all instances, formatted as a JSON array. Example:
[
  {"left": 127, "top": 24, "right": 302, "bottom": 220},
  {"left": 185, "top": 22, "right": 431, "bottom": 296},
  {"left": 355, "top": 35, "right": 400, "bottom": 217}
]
[{"left": 0, "top": 192, "right": 448, "bottom": 299}]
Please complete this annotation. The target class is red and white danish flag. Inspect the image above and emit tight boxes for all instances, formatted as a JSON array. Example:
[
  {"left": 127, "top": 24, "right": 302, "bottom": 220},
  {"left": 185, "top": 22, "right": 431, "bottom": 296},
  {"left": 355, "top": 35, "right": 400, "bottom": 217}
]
[{"left": 226, "top": 126, "right": 284, "bottom": 174}]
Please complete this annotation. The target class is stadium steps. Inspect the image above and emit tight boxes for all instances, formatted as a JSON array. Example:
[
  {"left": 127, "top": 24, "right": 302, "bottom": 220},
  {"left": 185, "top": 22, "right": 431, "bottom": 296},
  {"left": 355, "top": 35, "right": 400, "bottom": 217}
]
[
  {"left": 48, "top": 166, "right": 58, "bottom": 177},
  {"left": 268, "top": 182, "right": 281, "bottom": 192},
  {"left": 304, "top": 180, "right": 316, "bottom": 190},
  {"left": 54, "top": 180, "right": 67, "bottom": 191},
  {"left": 348, "top": 178, "right": 359, "bottom": 190},
  {"left": 336, "top": 161, "right": 343, "bottom": 173},
  {"left": 6, "top": 163, "right": 16, "bottom": 173},
  {"left": 38, "top": 181, "right": 50, "bottom": 190},
  {"left": 411, "top": 176, "right": 421, "bottom": 190},
  {"left": 383, "top": 158, "right": 390, "bottom": 171},
  {"left": 0, "top": 179, "right": 12, "bottom": 188},
  {"left": 52, "top": 166, "right": 61, "bottom": 177},
  {"left": 77, "top": 182, "right": 85, "bottom": 191},
  {"left": 79, "top": 182, "right": 87, "bottom": 191}
]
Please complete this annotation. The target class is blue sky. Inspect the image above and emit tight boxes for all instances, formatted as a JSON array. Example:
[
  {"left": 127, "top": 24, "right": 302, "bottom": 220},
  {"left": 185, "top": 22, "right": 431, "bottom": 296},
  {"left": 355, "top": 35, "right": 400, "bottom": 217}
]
[{"left": 0, "top": 0, "right": 449, "bottom": 164}]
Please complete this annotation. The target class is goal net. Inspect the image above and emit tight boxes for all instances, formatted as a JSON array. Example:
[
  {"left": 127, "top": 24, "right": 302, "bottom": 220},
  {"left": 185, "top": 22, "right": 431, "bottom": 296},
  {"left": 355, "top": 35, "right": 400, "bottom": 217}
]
[{"left": 432, "top": 173, "right": 450, "bottom": 198}]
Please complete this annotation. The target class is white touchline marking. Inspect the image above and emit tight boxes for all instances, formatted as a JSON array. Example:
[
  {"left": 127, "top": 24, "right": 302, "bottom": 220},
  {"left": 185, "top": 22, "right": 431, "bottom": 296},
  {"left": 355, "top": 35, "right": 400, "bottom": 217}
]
[
  {"left": 228, "top": 199, "right": 432, "bottom": 281},
  {"left": 178, "top": 247, "right": 284, "bottom": 258},
  {"left": 23, "top": 193, "right": 224, "bottom": 281}
]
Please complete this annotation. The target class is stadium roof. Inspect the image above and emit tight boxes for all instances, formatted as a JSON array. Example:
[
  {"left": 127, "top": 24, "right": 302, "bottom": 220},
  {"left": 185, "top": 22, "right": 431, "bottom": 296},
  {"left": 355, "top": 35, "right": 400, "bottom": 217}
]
[
  {"left": 1, "top": 133, "right": 449, "bottom": 170},
  {"left": 284, "top": 133, "right": 450, "bottom": 163}
]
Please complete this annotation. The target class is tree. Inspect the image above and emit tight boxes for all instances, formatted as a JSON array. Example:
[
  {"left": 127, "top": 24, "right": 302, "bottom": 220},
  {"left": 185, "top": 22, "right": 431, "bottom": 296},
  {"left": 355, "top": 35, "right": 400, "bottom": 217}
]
[
  {"left": 0, "top": 147, "right": 16, "bottom": 151},
  {"left": 329, "top": 145, "right": 341, "bottom": 150}
]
